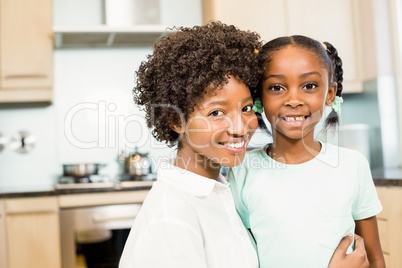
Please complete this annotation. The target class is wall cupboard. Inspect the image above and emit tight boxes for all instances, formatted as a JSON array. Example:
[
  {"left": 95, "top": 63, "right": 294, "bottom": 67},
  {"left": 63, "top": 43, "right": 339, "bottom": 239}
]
[{"left": 0, "top": 0, "right": 53, "bottom": 103}]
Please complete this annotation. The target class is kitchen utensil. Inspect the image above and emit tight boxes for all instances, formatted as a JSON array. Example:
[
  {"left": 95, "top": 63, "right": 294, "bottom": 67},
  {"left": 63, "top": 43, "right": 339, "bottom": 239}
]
[
  {"left": 124, "top": 148, "right": 152, "bottom": 180},
  {"left": 63, "top": 163, "right": 105, "bottom": 178}
]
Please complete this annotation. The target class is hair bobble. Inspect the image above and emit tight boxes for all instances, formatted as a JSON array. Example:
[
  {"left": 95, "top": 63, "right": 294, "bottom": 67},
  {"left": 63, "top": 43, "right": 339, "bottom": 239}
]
[
  {"left": 321, "top": 42, "right": 331, "bottom": 53},
  {"left": 331, "top": 96, "right": 343, "bottom": 114},
  {"left": 253, "top": 97, "right": 263, "bottom": 114}
]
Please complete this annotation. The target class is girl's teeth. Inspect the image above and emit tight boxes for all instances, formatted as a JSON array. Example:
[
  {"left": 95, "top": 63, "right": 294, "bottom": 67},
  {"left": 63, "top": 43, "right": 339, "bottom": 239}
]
[
  {"left": 223, "top": 141, "right": 245, "bottom": 149},
  {"left": 285, "top": 116, "right": 304, "bottom": 121}
]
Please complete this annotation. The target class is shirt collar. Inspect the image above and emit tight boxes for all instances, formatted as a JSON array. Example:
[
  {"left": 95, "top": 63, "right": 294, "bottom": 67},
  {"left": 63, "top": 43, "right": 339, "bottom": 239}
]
[{"left": 156, "top": 163, "right": 229, "bottom": 197}]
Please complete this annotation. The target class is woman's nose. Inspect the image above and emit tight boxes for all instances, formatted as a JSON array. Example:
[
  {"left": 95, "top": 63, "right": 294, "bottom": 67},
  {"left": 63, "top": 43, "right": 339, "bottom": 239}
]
[
  {"left": 227, "top": 113, "right": 254, "bottom": 137},
  {"left": 228, "top": 113, "right": 248, "bottom": 136}
]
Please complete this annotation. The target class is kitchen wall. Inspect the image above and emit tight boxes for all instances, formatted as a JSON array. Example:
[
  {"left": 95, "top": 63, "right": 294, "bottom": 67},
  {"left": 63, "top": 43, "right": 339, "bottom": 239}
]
[
  {"left": 0, "top": 0, "right": 202, "bottom": 191},
  {"left": 340, "top": 79, "right": 383, "bottom": 169}
]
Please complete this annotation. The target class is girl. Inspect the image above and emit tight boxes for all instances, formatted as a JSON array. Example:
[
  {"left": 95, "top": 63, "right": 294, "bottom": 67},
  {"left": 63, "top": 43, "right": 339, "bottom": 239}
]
[{"left": 229, "top": 35, "right": 385, "bottom": 268}]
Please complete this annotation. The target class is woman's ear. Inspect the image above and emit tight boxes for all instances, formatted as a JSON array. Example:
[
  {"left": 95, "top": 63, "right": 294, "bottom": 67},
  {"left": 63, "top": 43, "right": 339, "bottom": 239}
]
[
  {"left": 170, "top": 123, "right": 184, "bottom": 134},
  {"left": 169, "top": 113, "right": 185, "bottom": 134},
  {"left": 326, "top": 81, "right": 337, "bottom": 106}
]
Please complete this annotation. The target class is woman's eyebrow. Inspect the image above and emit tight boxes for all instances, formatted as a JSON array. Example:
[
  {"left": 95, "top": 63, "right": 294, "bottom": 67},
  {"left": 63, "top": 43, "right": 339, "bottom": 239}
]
[{"left": 206, "top": 96, "right": 253, "bottom": 107}]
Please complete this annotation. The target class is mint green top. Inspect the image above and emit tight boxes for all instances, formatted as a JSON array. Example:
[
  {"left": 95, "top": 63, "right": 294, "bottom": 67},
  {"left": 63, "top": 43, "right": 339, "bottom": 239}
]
[{"left": 229, "top": 142, "right": 383, "bottom": 268}]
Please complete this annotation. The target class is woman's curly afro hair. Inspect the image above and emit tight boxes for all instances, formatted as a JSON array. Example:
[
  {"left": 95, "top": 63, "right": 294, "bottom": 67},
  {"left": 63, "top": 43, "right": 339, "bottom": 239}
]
[{"left": 134, "top": 21, "right": 264, "bottom": 147}]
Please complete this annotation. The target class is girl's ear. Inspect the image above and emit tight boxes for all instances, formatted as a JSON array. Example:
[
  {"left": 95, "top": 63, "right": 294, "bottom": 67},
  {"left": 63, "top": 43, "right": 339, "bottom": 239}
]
[{"left": 326, "top": 81, "right": 337, "bottom": 106}]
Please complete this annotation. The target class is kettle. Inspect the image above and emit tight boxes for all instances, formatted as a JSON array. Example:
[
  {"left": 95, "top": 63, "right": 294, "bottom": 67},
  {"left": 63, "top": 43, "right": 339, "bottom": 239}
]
[{"left": 124, "top": 147, "right": 153, "bottom": 180}]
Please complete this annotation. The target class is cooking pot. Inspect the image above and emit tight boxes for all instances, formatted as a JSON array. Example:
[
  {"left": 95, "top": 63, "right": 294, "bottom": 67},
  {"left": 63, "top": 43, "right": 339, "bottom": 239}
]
[
  {"left": 124, "top": 148, "right": 152, "bottom": 179},
  {"left": 63, "top": 163, "right": 105, "bottom": 178}
]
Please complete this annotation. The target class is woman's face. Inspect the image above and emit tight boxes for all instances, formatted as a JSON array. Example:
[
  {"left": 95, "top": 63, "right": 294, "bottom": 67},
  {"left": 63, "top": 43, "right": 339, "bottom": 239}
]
[
  {"left": 177, "top": 76, "right": 258, "bottom": 168},
  {"left": 260, "top": 46, "right": 336, "bottom": 142}
]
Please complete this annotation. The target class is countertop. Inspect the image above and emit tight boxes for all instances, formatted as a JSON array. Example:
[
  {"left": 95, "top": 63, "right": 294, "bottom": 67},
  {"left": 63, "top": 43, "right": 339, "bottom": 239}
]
[
  {"left": 0, "top": 181, "right": 154, "bottom": 198},
  {"left": 1, "top": 168, "right": 402, "bottom": 198},
  {"left": 371, "top": 168, "right": 402, "bottom": 187}
]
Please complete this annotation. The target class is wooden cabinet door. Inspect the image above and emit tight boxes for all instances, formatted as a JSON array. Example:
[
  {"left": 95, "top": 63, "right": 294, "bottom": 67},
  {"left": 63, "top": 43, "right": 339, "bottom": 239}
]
[
  {"left": 286, "top": 0, "right": 363, "bottom": 93},
  {"left": 0, "top": 0, "right": 53, "bottom": 102},
  {"left": 5, "top": 197, "right": 61, "bottom": 268},
  {"left": 202, "top": 0, "right": 288, "bottom": 43},
  {"left": 0, "top": 200, "right": 6, "bottom": 268},
  {"left": 376, "top": 186, "right": 402, "bottom": 268}
]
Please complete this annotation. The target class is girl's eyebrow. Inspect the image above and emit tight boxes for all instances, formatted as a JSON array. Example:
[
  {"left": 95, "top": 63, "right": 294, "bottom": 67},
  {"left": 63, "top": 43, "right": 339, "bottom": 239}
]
[
  {"left": 263, "top": 74, "right": 284, "bottom": 81},
  {"left": 301, "top": 71, "right": 322, "bottom": 78},
  {"left": 264, "top": 72, "right": 322, "bottom": 80}
]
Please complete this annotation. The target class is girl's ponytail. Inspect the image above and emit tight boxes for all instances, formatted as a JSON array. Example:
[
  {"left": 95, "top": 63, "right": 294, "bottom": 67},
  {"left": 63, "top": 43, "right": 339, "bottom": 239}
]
[{"left": 323, "top": 41, "right": 343, "bottom": 128}]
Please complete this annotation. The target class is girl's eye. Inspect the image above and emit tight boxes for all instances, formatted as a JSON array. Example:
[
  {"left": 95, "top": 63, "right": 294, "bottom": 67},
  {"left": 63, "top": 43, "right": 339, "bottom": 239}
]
[
  {"left": 209, "top": 110, "right": 224, "bottom": 117},
  {"left": 269, "top": 84, "right": 284, "bottom": 92},
  {"left": 303, "top": 83, "right": 318, "bottom": 90},
  {"left": 242, "top": 105, "right": 253, "bottom": 113}
]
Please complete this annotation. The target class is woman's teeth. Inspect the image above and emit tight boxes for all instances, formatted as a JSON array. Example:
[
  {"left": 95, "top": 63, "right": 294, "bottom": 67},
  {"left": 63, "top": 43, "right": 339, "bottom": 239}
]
[
  {"left": 284, "top": 116, "right": 305, "bottom": 122},
  {"left": 222, "top": 141, "right": 245, "bottom": 149}
]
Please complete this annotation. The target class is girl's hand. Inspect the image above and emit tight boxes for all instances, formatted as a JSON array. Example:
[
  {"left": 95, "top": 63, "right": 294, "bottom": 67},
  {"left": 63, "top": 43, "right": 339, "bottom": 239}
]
[{"left": 328, "top": 234, "right": 369, "bottom": 268}]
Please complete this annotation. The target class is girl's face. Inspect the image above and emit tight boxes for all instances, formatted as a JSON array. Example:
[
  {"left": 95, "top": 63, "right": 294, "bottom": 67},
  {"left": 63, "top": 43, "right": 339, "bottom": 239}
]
[
  {"left": 176, "top": 76, "right": 258, "bottom": 168},
  {"left": 260, "top": 46, "right": 336, "bottom": 141}
]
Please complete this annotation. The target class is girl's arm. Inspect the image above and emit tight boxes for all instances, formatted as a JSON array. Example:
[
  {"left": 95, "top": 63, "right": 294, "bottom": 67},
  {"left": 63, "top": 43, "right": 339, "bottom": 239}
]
[{"left": 355, "top": 216, "right": 386, "bottom": 268}]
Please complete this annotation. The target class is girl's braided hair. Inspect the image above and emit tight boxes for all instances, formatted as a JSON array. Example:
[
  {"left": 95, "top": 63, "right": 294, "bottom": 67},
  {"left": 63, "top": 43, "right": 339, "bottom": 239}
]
[{"left": 134, "top": 21, "right": 264, "bottom": 147}]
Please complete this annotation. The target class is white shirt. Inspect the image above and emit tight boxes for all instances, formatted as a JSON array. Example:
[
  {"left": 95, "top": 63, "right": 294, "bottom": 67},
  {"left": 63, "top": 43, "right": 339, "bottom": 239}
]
[{"left": 119, "top": 163, "right": 258, "bottom": 268}]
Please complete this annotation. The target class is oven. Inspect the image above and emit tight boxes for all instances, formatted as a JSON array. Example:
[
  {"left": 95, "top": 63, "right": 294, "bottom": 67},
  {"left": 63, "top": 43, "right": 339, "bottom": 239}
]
[{"left": 60, "top": 203, "right": 141, "bottom": 268}]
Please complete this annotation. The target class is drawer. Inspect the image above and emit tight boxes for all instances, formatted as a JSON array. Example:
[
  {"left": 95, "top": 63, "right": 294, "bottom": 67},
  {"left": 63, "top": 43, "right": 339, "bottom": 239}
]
[{"left": 5, "top": 196, "right": 58, "bottom": 214}]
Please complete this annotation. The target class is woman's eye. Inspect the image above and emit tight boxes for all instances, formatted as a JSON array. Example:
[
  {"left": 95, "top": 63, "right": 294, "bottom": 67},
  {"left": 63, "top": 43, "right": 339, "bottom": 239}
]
[
  {"left": 303, "top": 83, "right": 317, "bottom": 90},
  {"left": 269, "top": 84, "right": 284, "bottom": 91},
  {"left": 209, "top": 110, "right": 224, "bottom": 117},
  {"left": 242, "top": 105, "right": 253, "bottom": 112}
]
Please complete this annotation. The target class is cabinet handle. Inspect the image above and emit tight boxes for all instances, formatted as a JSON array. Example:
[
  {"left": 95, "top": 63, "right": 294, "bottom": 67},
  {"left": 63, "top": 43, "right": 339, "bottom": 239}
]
[
  {"left": 4, "top": 74, "right": 48, "bottom": 79},
  {"left": 7, "top": 210, "right": 56, "bottom": 215},
  {"left": 92, "top": 213, "right": 137, "bottom": 223}
]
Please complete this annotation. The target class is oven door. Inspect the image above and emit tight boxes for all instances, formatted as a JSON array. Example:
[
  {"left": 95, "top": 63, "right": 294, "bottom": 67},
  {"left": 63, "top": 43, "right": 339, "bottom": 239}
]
[{"left": 60, "top": 203, "right": 141, "bottom": 268}]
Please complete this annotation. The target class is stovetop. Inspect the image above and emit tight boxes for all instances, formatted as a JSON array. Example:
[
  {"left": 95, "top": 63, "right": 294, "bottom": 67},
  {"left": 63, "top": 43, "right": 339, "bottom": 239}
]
[{"left": 55, "top": 174, "right": 156, "bottom": 190}]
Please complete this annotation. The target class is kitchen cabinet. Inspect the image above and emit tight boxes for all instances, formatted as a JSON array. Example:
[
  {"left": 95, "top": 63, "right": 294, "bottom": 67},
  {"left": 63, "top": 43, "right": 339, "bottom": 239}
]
[
  {"left": 4, "top": 196, "right": 62, "bottom": 268},
  {"left": 203, "top": 0, "right": 364, "bottom": 93},
  {"left": 0, "top": 0, "right": 53, "bottom": 103},
  {"left": 376, "top": 186, "right": 402, "bottom": 268},
  {"left": 0, "top": 200, "right": 7, "bottom": 268}
]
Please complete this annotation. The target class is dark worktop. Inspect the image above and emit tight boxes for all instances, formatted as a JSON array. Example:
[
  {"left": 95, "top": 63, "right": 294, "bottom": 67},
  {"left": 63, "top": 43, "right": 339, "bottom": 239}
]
[
  {"left": 372, "top": 168, "right": 402, "bottom": 187},
  {"left": 0, "top": 183, "right": 153, "bottom": 198},
  {"left": 1, "top": 168, "right": 402, "bottom": 198}
]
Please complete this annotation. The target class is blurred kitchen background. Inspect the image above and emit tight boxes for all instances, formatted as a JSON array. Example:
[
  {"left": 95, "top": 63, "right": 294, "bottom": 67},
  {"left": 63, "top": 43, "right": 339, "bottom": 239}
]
[{"left": 1, "top": 0, "right": 402, "bottom": 191}]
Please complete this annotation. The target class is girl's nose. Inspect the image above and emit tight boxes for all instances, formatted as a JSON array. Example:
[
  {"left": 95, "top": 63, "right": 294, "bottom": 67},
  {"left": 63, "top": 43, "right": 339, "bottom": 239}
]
[{"left": 285, "top": 89, "right": 304, "bottom": 108}]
